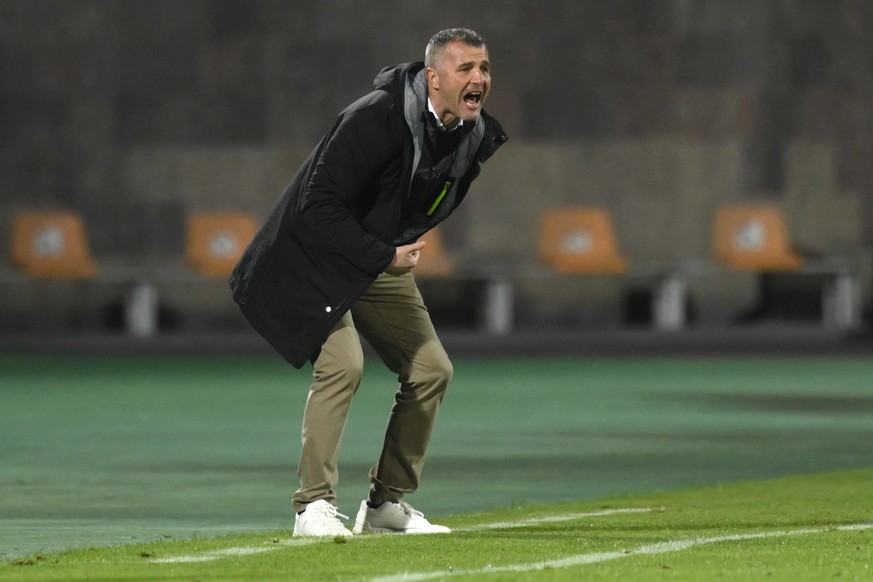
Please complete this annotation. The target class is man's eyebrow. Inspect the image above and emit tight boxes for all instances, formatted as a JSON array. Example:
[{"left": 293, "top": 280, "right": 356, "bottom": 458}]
[{"left": 457, "top": 58, "right": 490, "bottom": 70}]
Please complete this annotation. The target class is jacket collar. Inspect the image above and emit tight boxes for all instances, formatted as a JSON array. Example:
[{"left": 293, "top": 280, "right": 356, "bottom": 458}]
[{"left": 404, "top": 68, "right": 485, "bottom": 179}]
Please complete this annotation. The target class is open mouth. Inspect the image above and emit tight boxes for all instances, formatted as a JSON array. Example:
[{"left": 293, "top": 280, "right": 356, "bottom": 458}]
[{"left": 464, "top": 91, "right": 482, "bottom": 108}]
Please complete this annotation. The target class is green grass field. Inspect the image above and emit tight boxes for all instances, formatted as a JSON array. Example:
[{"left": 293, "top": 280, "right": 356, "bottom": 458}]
[
  {"left": 2, "top": 470, "right": 871, "bottom": 580},
  {"left": 2, "top": 354, "right": 872, "bottom": 579}
]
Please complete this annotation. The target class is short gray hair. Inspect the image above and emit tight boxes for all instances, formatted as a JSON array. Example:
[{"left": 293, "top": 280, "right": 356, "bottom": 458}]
[{"left": 425, "top": 28, "right": 486, "bottom": 68}]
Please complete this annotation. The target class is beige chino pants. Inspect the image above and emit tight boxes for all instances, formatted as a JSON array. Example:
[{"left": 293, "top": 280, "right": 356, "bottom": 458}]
[{"left": 292, "top": 271, "right": 453, "bottom": 512}]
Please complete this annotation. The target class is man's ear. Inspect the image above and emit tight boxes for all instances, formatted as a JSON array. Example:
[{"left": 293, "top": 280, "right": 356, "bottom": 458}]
[{"left": 426, "top": 67, "right": 439, "bottom": 91}]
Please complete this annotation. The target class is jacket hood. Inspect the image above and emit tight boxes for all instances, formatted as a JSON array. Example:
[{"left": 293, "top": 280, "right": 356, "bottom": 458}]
[{"left": 372, "top": 62, "right": 424, "bottom": 95}]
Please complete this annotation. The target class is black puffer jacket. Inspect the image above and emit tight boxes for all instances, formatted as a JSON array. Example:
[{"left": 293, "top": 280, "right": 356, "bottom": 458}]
[{"left": 230, "top": 62, "right": 507, "bottom": 367}]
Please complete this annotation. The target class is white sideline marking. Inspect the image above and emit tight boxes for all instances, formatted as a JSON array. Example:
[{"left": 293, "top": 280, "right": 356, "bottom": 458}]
[
  {"left": 152, "top": 547, "right": 273, "bottom": 564},
  {"left": 150, "top": 508, "right": 649, "bottom": 564},
  {"left": 457, "top": 507, "right": 655, "bottom": 531},
  {"left": 368, "top": 522, "right": 873, "bottom": 582},
  {"left": 150, "top": 537, "right": 321, "bottom": 564}
]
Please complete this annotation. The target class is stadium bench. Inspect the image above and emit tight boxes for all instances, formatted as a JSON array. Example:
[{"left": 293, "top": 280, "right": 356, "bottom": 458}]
[
  {"left": 2, "top": 210, "right": 257, "bottom": 337},
  {"left": 654, "top": 204, "right": 862, "bottom": 330},
  {"left": 122, "top": 212, "right": 258, "bottom": 336},
  {"left": 415, "top": 208, "right": 686, "bottom": 334},
  {"left": 415, "top": 205, "right": 863, "bottom": 334}
]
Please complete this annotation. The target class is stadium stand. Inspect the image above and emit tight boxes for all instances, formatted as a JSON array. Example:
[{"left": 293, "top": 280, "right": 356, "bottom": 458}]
[
  {"left": 534, "top": 206, "right": 685, "bottom": 331},
  {"left": 3, "top": 209, "right": 258, "bottom": 338},
  {"left": 122, "top": 212, "right": 258, "bottom": 336},
  {"left": 1, "top": 205, "right": 861, "bottom": 338},
  {"left": 9, "top": 211, "right": 98, "bottom": 279},
  {"left": 185, "top": 212, "right": 259, "bottom": 278},
  {"left": 414, "top": 205, "right": 861, "bottom": 334},
  {"left": 537, "top": 207, "right": 629, "bottom": 274},
  {"left": 712, "top": 205, "right": 804, "bottom": 271},
  {"left": 716, "top": 204, "right": 861, "bottom": 328},
  {"left": 657, "top": 204, "right": 863, "bottom": 330},
  {"left": 413, "top": 207, "right": 684, "bottom": 334}
]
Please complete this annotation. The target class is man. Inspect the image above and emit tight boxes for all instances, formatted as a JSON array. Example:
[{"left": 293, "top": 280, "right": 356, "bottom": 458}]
[{"left": 230, "top": 28, "right": 507, "bottom": 537}]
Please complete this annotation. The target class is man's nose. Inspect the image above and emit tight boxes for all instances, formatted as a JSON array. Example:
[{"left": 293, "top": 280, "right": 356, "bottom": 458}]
[{"left": 471, "top": 67, "right": 485, "bottom": 84}]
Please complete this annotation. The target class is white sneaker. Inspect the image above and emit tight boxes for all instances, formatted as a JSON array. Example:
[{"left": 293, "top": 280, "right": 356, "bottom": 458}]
[
  {"left": 293, "top": 499, "right": 352, "bottom": 537},
  {"left": 352, "top": 500, "right": 451, "bottom": 534}
]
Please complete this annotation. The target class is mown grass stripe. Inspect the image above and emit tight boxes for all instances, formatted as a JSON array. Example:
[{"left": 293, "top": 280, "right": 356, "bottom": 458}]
[
  {"left": 150, "top": 537, "right": 321, "bottom": 564},
  {"left": 457, "top": 507, "right": 655, "bottom": 531},
  {"left": 149, "top": 508, "right": 651, "bottom": 565},
  {"left": 368, "top": 523, "right": 873, "bottom": 582}
]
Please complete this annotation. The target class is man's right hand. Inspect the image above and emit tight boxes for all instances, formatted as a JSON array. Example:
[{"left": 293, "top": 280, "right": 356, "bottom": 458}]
[{"left": 386, "top": 240, "right": 426, "bottom": 275}]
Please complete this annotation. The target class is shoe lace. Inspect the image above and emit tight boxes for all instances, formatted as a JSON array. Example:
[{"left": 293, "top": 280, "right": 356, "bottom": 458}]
[
  {"left": 397, "top": 500, "right": 424, "bottom": 518},
  {"left": 312, "top": 503, "right": 349, "bottom": 525}
]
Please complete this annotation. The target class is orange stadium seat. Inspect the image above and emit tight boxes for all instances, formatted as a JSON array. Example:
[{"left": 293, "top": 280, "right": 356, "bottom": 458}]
[
  {"left": 185, "top": 212, "right": 258, "bottom": 277},
  {"left": 9, "top": 211, "right": 98, "bottom": 278},
  {"left": 712, "top": 204, "right": 803, "bottom": 271},
  {"left": 413, "top": 227, "right": 455, "bottom": 277},
  {"left": 538, "top": 207, "right": 629, "bottom": 274}
]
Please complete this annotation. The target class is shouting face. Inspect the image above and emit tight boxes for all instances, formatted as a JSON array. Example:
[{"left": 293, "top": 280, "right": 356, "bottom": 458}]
[{"left": 426, "top": 41, "right": 491, "bottom": 129}]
